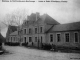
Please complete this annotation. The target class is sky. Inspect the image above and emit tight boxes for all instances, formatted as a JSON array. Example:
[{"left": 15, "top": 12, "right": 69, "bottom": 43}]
[{"left": 0, "top": 0, "right": 80, "bottom": 37}]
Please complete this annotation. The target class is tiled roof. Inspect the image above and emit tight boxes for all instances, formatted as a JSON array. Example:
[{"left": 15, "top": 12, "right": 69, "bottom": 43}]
[
  {"left": 41, "top": 14, "right": 60, "bottom": 25},
  {"left": 6, "top": 25, "right": 17, "bottom": 37},
  {"left": 45, "top": 25, "right": 54, "bottom": 32},
  {"left": 48, "top": 22, "right": 80, "bottom": 32},
  {"left": 9, "top": 25, "right": 17, "bottom": 32},
  {"left": 10, "top": 31, "right": 18, "bottom": 36},
  {"left": 26, "top": 13, "right": 60, "bottom": 25}
]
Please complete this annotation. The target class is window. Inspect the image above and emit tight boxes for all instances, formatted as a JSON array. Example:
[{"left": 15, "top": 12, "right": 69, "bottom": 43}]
[
  {"left": 50, "top": 34, "right": 53, "bottom": 42},
  {"left": 14, "top": 37, "right": 15, "bottom": 42},
  {"left": 29, "top": 37, "right": 32, "bottom": 42},
  {"left": 24, "top": 37, "right": 26, "bottom": 43},
  {"left": 35, "top": 28, "right": 37, "bottom": 33},
  {"left": 57, "top": 34, "right": 61, "bottom": 42},
  {"left": 74, "top": 32, "right": 79, "bottom": 43},
  {"left": 21, "top": 30, "right": 22, "bottom": 34},
  {"left": 18, "top": 31, "right": 19, "bottom": 35},
  {"left": 24, "top": 29, "right": 26, "bottom": 34},
  {"left": 9, "top": 37, "right": 10, "bottom": 41},
  {"left": 65, "top": 33, "right": 70, "bottom": 42},
  {"left": 25, "top": 22, "right": 26, "bottom": 25},
  {"left": 41, "top": 36, "right": 42, "bottom": 43},
  {"left": 21, "top": 38, "right": 23, "bottom": 42},
  {"left": 35, "top": 37, "right": 37, "bottom": 42},
  {"left": 11, "top": 37, "right": 12, "bottom": 42},
  {"left": 29, "top": 28, "right": 31, "bottom": 34},
  {"left": 40, "top": 27, "right": 43, "bottom": 33}
]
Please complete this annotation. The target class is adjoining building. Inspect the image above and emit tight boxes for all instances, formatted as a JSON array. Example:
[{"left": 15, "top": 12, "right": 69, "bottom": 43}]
[
  {"left": 46, "top": 22, "right": 80, "bottom": 49},
  {"left": 5, "top": 25, "right": 17, "bottom": 45},
  {"left": 18, "top": 13, "right": 59, "bottom": 48},
  {"left": 9, "top": 31, "right": 18, "bottom": 43},
  {"left": 0, "top": 33, "right": 5, "bottom": 50},
  {"left": 6, "top": 13, "right": 80, "bottom": 50}
]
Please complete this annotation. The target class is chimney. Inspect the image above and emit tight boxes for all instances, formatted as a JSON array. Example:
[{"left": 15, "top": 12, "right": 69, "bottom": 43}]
[{"left": 36, "top": 12, "right": 40, "bottom": 21}]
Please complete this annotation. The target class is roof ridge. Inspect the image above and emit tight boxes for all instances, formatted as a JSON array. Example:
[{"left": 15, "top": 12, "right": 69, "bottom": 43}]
[
  {"left": 60, "top": 21, "right": 80, "bottom": 25},
  {"left": 53, "top": 21, "right": 80, "bottom": 27}
]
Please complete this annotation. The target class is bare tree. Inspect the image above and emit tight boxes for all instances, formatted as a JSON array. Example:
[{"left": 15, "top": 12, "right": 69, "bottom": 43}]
[
  {"left": 2, "top": 9, "right": 29, "bottom": 27},
  {"left": 1, "top": 9, "right": 29, "bottom": 45},
  {"left": 0, "top": 22, "right": 6, "bottom": 33}
]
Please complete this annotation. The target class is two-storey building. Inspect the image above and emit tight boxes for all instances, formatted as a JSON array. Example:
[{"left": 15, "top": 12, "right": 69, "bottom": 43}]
[
  {"left": 20, "top": 13, "right": 59, "bottom": 48},
  {"left": 8, "top": 12, "right": 80, "bottom": 49}
]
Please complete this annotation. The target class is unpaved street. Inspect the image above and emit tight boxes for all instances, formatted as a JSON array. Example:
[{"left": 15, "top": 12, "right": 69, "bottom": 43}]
[{"left": 0, "top": 46, "right": 80, "bottom": 60}]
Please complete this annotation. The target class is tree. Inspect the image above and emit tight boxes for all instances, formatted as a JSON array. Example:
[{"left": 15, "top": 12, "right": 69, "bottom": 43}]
[
  {"left": 2, "top": 9, "right": 29, "bottom": 27},
  {"left": 1, "top": 9, "right": 29, "bottom": 45}
]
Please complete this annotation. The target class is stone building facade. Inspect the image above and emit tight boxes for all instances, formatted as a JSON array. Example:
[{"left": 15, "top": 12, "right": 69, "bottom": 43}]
[
  {"left": 17, "top": 13, "right": 59, "bottom": 47},
  {"left": 7, "top": 13, "right": 80, "bottom": 49}
]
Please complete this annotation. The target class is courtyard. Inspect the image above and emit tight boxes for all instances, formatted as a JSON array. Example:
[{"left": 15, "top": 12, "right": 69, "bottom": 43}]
[{"left": 0, "top": 46, "right": 80, "bottom": 60}]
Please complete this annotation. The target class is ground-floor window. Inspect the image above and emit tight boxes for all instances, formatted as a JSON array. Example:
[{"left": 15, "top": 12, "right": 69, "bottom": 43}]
[
  {"left": 24, "top": 37, "right": 26, "bottom": 43},
  {"left": 41, "top": 36, "right": 42, "bottom": 43},
  {"left": 11, "top": 37, "right": 12, "bottom": 42},
  {"left": 74, "top": 32, "right": 79, "bottom": 43},
  {"left": 50, "top": 34, "right": 53, "bottom": 42},
  {"left": 14, "top": 37, "right": 16, "bottom": 42},
  {"left": 29, "top": 37, "right": 32, "bottom": 42},
  {"left": 65, "top": 33, "right": 70, "bottom": 42},
  {"left": 57, "top": 34, "right": 61, "bottom": 42},
  {"left": 9, "top": 37, "right": 10, "bottom": 42},
  {"left": 35, "top": 37, "right": 37, "bottom": 42}
]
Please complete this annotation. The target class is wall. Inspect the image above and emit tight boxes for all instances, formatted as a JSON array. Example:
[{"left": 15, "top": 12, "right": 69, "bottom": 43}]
[
  {"left": 9, "top": 35, "right": 18, "bottom": 43},
  {"left": 46, "top": 31, "right": 80, "bottom": 48},
  {"left": 21, "top": 20, "right": 47, "bottom": 47}
]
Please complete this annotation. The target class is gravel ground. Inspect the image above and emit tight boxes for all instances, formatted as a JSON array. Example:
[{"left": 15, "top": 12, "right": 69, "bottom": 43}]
[{"left": 0, "top": 46, "right": 80, "bottom": 60}]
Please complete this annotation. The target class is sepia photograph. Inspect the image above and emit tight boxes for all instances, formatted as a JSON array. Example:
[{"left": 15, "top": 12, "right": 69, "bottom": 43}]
[{"left": 0, "top": 0, "right": 80, "bottom": 60}]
